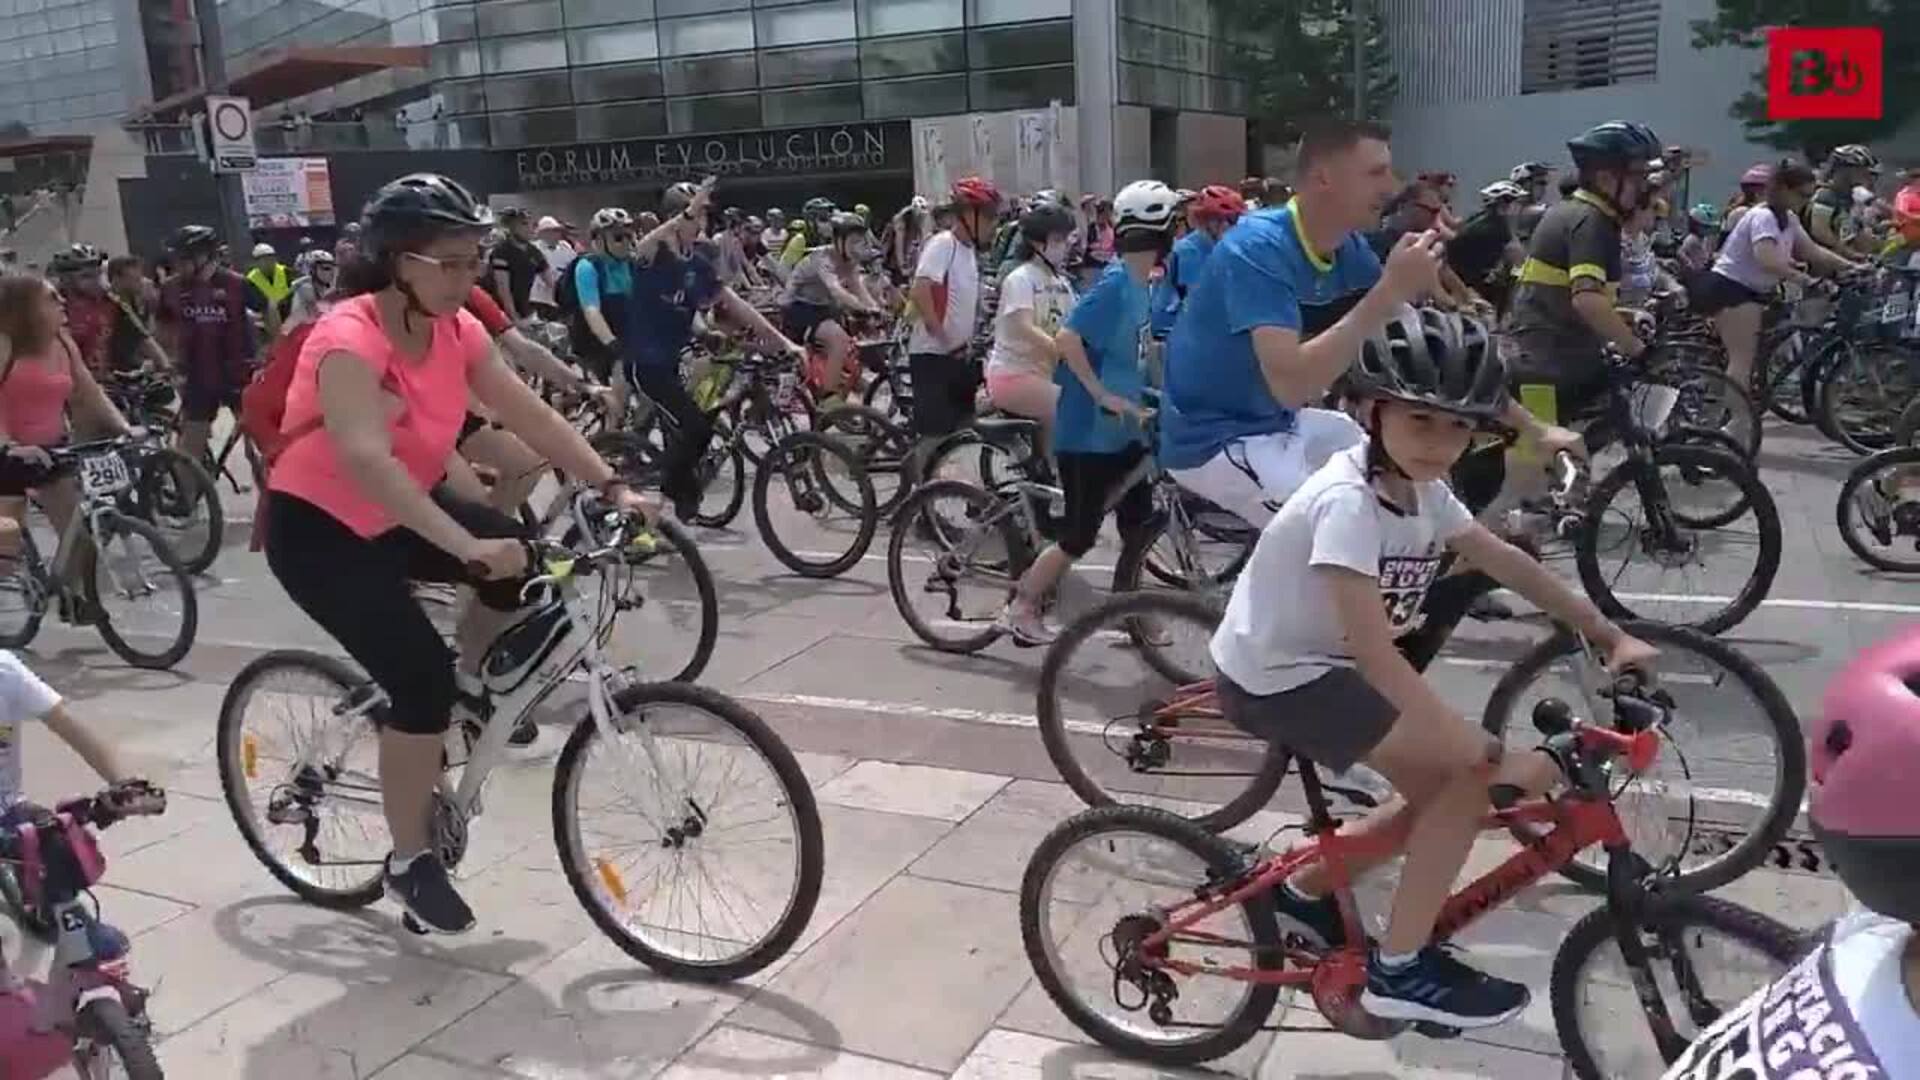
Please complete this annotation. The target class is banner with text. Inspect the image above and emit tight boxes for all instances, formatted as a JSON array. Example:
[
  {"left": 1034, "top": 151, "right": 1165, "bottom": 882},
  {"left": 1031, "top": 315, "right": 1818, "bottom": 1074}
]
[
  {"left": 242, "top": 158, "right": 336, "bottom": 228},
  {"left": 513, "top": 122, "right": 911, "bottom": 190}
]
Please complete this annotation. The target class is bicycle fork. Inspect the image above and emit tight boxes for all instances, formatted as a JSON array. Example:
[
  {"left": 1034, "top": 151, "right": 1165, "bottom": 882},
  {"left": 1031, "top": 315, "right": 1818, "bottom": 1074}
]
[{"left": 1602, "top": 849, "right": 1700, "bottom": 1061}]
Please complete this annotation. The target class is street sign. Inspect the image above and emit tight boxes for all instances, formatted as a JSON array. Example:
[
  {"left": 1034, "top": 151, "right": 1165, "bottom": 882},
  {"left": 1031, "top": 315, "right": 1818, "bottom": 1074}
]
[{"left": 206, "top": 95, "right": 257, "bottom": 173}]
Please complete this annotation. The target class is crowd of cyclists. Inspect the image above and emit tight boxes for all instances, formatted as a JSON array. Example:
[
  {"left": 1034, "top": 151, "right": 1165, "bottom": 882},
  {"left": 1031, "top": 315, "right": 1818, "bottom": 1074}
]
[{"left": 0, "top": 106, "right": 1915, "bottom": 1074}]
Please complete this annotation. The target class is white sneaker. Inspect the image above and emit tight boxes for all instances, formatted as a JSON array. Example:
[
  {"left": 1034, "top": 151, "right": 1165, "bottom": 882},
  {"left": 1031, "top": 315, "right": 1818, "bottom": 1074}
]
[{"left": 995, "top": 604, "right": 1057, "bottom": 647}]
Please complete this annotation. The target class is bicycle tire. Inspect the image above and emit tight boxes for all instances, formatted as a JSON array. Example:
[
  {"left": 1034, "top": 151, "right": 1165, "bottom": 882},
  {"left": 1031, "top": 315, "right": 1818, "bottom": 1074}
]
[
  {"left": 885, "top": 479, "right": 1015, "bottom": 653},
  {"left": 1818, "top": 343, "right": 1910, "bottom": 457},
  {"left": 1551, "top": 893, "right": 1802, "bottom": 1080},
  {"left": 88, "top": 513, "right": 198, "bottom": 670},
  {"left": 813, "top": 403, "right": 913, "bottom": 518},
  {"left": 72, "top": 996, "right": 164, "bottom": 1080},
  {"left": 1019, "top": 804, "right": 1282, "bottom": 1066},
  {"left": 689, "top": 438, "right": 747, "bottom": 529},
  {"left": 1574, "top": 444, "right": 1781, "bottom": 636},
  {"left": 1764, "top": 342, "right": 1812, "bottom": 425},
  {"left": 1481, "top": 620, "right": 1806, "bottom": 895},
  {"left": 1037, "top": 592, "right": 1288, "bottom": 832},
  {"left": 0, "top": 861, "right": 54, "bottom": 943},
  {"left": 217, "top": 649, "right": 387, "bottom": 909},
  {"left": 1658, "top": 426, "right": 1753, "bottom": 529},
  {"left": 1835, "top": 445, "right": 1920, "bottom": 573},
  {"left": 1895, "top": 394, "right": 1920, "bottom": 446},
  {"left": 131, "top": 448, "right": 223, "bottom": 575},
  {"left": 555, "top": 515, "right": 719, "bottom": 684},
  {"left": 1648, "top": 363, "right": 1761, "bottom": 462},
  {"left": 1803, "top": 336, "right": 1853, "bottom": 444},
  {"left": 0, "top": 526, "right": 47, "bottom": 650},
  {"left": 1110, "top": 512, "right": 1252, "bottom": 600},
  {"left": 551, "top": 679, "right": 822, "bottom": 982},
  {"left": 751, "top": 430, "right": 877, "bottom": 578}
]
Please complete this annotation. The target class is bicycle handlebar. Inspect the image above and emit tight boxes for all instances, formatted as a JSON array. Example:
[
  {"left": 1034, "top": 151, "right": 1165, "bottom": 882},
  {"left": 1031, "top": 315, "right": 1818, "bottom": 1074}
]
[{"left": 0, "top": 782, "right": 167, "bottom": 861}]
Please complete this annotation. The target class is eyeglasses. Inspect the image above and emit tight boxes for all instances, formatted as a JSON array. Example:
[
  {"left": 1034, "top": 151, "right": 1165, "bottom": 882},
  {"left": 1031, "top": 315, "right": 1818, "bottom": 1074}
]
[{"left": 400, "top": 250, "right": 485, "bottom": 277}]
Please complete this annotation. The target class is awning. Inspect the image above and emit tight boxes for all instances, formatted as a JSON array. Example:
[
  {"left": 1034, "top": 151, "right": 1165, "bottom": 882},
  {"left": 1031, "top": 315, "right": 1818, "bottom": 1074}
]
[
  {"left": 0, "top": 135, "right": 91, "bottom": 158},
  {"left": 129, "top": 45, "right": 429, "bottom": 121}
]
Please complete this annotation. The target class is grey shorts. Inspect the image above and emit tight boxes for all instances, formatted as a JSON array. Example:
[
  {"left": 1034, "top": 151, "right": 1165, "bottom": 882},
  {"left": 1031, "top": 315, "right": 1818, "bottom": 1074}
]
[{"left": 1217, "top": 668, "right": 1398, "bottom": 773}]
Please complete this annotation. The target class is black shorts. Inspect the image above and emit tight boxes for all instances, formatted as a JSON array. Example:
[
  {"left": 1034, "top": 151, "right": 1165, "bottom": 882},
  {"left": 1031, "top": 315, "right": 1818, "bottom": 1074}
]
[
  {"left": 908, "top": 351, "right": 980, "bottom": 437},
  {"left": 1688, "top": 270, "right": 1767, "bottom": 317},
  {"left": 1502, "top": 334, "right": 1609, "bottom": 424},
  {"left": 781, "top": 301, "right": 836, "bottom": 346},
  {"left": 0, "top": 453, "right": 58, "bottom": 497},
  {"left": 1217, "top": 668, "right": 1397, "bottom": 773},
  {"left": 180, "top": 372, "right": 245, "bottom": 424},
  {"left": 263, "top": 488, "right": 531, "bottom": 735},
  {"left": 1056, "top": 446, "right": 1153, "bottom": 558}
]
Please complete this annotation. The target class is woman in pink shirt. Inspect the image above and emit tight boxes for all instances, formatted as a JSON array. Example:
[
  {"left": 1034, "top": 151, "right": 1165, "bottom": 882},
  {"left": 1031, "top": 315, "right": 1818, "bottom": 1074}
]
[
  {"left": 0, "top": 274, "right": 131, "bottom": 606},
  {"left": 261, "top": 173, "right": 651, "bottom": 936}
]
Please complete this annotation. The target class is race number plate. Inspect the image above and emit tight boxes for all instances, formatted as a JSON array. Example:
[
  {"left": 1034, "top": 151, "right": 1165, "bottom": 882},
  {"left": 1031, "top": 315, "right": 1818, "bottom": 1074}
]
[{"left": 78, "top": 452, "right": 133, "bottom": 497}]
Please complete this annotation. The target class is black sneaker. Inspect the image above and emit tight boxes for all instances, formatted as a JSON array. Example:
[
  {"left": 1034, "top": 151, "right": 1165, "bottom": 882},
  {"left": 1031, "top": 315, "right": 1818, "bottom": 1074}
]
[
  {"left": 509, "top": 716, "right": 539, "bottom": 747},
  {"left": 1361, "top": 945, "right": 1529, "bottom": 1028},
  {"left": 1274, "top": 883, "right": 1348, "bottom": 951},
  {"left": 384, "top": 852, "right": 476, "bottom": 935}
]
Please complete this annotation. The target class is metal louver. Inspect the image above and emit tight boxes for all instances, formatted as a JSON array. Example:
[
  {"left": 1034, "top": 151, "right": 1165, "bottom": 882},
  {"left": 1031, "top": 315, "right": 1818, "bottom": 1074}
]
[{"left": 1521, "top": 0, "right": 1661, "bottom": 94}]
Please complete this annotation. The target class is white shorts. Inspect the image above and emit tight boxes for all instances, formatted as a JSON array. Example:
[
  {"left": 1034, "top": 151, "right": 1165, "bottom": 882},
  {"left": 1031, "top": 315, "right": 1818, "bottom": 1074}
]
[{"left": 1169, "top": 409, "right": 1365, "bottom": 528}]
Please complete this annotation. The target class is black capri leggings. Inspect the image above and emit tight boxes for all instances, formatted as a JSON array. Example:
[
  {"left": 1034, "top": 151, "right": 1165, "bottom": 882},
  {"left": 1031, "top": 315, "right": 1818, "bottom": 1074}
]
[
  {"left": 1056, "top": 446, "right": 1154, "bottom": 558},
  {"left": 263, "top": 488, "right": 530, "bottom": 736}
]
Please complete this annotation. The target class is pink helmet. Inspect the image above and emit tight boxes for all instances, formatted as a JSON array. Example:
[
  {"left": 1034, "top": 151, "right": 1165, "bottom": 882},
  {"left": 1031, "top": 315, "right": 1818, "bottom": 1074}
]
[
  {"left": 1809, "top": 625, "right": 1920, "bottom": 923},
  {"left": 1740, "top": 163, "right": 1773, "bottom": 188}
]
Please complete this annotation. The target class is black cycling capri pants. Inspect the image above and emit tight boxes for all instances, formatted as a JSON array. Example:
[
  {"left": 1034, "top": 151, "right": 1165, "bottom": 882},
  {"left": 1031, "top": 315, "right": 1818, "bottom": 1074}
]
[
  {"left": 908, "top": 351, "right": 980, "bottom": 437},
  {"left": 1217, "top": 668, "right": 1397, "bottom": 774},
  {"left": 1056, "top": 446, "right": 1154, "bottom": 558},
  {"left": 263, "top": 488, "right": 530, "bottom": 736}
]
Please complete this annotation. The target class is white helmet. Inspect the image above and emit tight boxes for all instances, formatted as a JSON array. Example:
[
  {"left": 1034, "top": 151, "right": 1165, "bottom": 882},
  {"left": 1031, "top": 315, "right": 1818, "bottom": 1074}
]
[
  {"left": 1479, "top": 180, "right": 1528, "bottom": 204},
  {"left": 910, "top": 195, "right": 929, "bottom": 212},
  {"left": 1112, "top": 180, "right": 1178, "bottom": 235},
  {"left": 589, "top": 207, "right": 634, "bottom": 235}
]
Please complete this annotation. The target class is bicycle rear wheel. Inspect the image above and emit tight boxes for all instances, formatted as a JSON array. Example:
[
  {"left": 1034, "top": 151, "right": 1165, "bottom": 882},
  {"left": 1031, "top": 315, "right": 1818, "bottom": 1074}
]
[
  {"left": 1835, "top": 444, "right": 1920, "bottom": 573},
  {"left": 814, "top": 403, "right": 913, "bottom": 517},
  {"left": 565, "top": 517, "right": 719, "bottom": 684},
  {"left": 130, "top": 447, "right": 224, "bottom": 575},
  {"left": 1552, "top": 893, "right": 1801, "bottom": 1080},
  {"left": 752, "top": 431, "right": 877, "bottom": 577},
  {"left": 89, "top": 513, "right": 198, "bottom": 670},
  {"left": 552, "top": 680, "right": 822, "bottom": 982}
]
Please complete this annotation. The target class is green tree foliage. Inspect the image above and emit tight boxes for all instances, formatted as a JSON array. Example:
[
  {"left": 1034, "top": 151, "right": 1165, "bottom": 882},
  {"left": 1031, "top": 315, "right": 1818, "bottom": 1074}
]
[
  {"left": 1692, "top": 0, "right": 1917, "bottom": 158},
  {"left": 1222, "top": 0, "right": 1397, "bottom": 154}
]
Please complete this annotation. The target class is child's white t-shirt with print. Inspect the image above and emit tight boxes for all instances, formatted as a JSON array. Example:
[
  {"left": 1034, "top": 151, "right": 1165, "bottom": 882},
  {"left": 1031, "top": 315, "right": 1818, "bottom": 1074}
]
[
  {"left": 0, "top": 649, "right": 62, "bottom": 809},
  {"left": 1210, "top": 444, "right": 1474, "bottom": 695}
]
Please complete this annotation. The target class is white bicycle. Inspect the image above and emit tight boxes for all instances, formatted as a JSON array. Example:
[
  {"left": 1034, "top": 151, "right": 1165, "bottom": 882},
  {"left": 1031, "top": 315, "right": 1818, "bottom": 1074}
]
[{"left": 214, "top": 491, "right": 822, "bottom": 980}]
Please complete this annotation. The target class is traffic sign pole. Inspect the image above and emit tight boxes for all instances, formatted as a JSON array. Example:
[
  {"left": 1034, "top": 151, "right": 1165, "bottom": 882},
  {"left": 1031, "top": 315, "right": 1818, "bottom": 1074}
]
[{"left": 193, "top": 0, "right": 252, "bottom": 256}]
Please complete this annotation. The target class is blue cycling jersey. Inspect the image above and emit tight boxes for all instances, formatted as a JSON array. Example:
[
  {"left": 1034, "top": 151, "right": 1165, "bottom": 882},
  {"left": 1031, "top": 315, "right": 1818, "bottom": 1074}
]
[{"left": 1149, "top": 230, "right": 1217, "bottom": 339}]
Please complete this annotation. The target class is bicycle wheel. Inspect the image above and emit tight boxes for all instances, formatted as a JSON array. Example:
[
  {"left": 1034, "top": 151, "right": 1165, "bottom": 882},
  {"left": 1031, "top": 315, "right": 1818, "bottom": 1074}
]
[
  {"left": 130, "top": 447, "right": 223, "bottom": 575},
  {"left": 0, "top": 527, "right": 47, "bottom": 650},
  {"left": 570, "top": 517, "right": 720, "bottom": 683},
  {"left": 1803, "top": 336, "right": 1854, "bottom": 444},
  {"left": 218, "top": 649, "right": 387, "bottom": 909},
  {"left": 813, "top": 403, "right": 913, "bottom": 517},
  {"left": 1038, "top": 592, "right": 1288, "bottom": 832},
  {"left": 1819, "top": 342, "right": 1917, "bottom": 456},
  {"left": 71, "top": 996, "right": 164, "bottom": 1080},
  {"left": 1893, "top": 393, "right": 1920, "bottom": 446},
  {"left": 1552, "top": 894, "right": 1801, "bottom": 1080},
  {"left": 1836, "top": 445, "right": 1920, "bottom": 573},
  {"left": 751, "top": 430, "right": 877, "bottom": 578},
  {"left": 689, "top": 434, "right": 747, "bottom": 529},
  {"left": 1649, "top": 363, "right": 1761, "bottom": 462},
  {"left": 1482, "top": 621, "right": 1805, "bottom": 895},
  {"left": 885, "top": 479, "right": 1022, "bottom": 653},
  {"left": 1110, "top": 510, "right": 1251, "bottom": 606},
  {"left": 1762, "top": 331, "right": 1812, "bottom": 424},
  {"left": 1574, "top": 444, "right": 1781, "bottom": 635},
  {"left": 88, "top": 513, "right": 197, "bottom": 670},
  {"left": 552, "top": 680, "right": 822, "bottom": 982},
  {"left": 1021, "top": 804, "right": 1282, "bottom": 1066},
  {"left": 1657, "top": 427, "right": 1752, "bottom": 529}
]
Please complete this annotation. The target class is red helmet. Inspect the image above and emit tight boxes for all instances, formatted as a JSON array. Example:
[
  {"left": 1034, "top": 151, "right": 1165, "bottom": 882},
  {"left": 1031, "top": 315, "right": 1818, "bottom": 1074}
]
[
  {"left": 1190, "top": 184, "right": 1247, "bottom": 223},
  {"left": 1809, "top": 625, "right": 1920, "bottom": 924},
  {"left": 949, "top": 176, "right": 1002, "bottom": 210}
]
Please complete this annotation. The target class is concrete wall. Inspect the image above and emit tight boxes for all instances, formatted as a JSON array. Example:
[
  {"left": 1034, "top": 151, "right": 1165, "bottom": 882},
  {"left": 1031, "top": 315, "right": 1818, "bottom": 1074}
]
[
  {"left": 1172, "top": 111, "right": 1245, "bottom": 190},
  {"left": 1111, "top": 105, "right": 1151, "bottom": 187},
  {"left": 909, "top": 107, "right": 1081, "bottom": 200},
  {"left": 74, "top": 124, "right": 150, "bottom": 256}
]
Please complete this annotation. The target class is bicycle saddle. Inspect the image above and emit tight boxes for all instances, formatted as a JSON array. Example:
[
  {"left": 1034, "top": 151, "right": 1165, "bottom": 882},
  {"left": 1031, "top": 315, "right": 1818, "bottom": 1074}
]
[{"left": 973, "top": 416, "right": 1041, "bottom": 448}]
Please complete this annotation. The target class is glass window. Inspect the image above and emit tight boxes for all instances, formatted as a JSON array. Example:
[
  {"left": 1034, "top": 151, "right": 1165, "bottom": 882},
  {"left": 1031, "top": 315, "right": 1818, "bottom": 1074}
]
[
  {"left": 489, "top": 107, "right": 576, "bottom": 146},
  {"left": 855, "top": 0, "right": 959, "bottom": 35},
  {"left": 862, "top": 72, "right": 964, "bottom": 118},
  {"left": 576, "top": 99, "right": 667, "bottom": 139},
  {"left": 967, "top": 0, "right": 1063, "bottom": 23},
  {"left": 968, "top": 63, "right": 1071, "bottom": 109},
  {"left": 1116, "top": 60, "right": 1179, "bottom": 108},
  {"left": 480, "top": 30, "right": 565, "bottom": 71},
  {"left": 754, "top": 0, "right": 852, "bottom": 47},
  {"left": 475, "top": 0, "right": 561, "bottom": 35},
  {"left": 571, "top": 58, "right": 665, "bottom": 101},
  {"left": 566, "top": 21, "right": 656, "bottom": 64},
  {"left": 658, "top": 11, "right": 753, "bottom": 55},
  {"left": 562, "top": 0, "right": 651, "bottom": 27},
  {"left": 658, "top": 0, "right": 746, "bottom": 14},
  {"left": 484, "top": 70, "right": 571, "bottom": 108},
  {"left": 430, "top": 40, "right": 481, "bottom": 77},
  {"left": 760, "top": 81, "right": 859, "bottom": 125},
  {"left": 858, "top": 29, "right": 960, "bottom": 78},
  {"left": 662, "top": 50, "right": 756, "bottom": 94},
  {"left": 758, "top": 41, "right": 858, "bottom": 86},
  {"left": 437, "top": 77, "right": 488, "bottom": 113},
  {"left": 967, "top": 19, "right": 1068, "bottom": 69},
  {"left": 667, "top": 90, "right": 760, "bottom": 132}
]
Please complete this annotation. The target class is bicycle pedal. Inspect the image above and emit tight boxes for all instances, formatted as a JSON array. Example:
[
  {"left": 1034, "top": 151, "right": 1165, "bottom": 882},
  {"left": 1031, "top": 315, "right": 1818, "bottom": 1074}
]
[{"left": 1412, "top": 1021, "right": 1462, "bottom": 1040}]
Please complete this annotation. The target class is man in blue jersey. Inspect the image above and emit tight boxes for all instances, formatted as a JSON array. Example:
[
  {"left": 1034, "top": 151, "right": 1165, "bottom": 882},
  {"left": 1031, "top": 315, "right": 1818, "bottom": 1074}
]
[{"left": 1161, "top": 118, "right": 1580, "bottom": 527}]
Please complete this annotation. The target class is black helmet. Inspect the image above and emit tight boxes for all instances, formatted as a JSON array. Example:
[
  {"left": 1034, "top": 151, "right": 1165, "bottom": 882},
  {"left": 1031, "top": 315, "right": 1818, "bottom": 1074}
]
[
  {"left": 661, "top": 181, "right": 701, "bottom": 217},
  {"left": 1566, "top": 122, "right": 1662, "bottom": 170},
  {"left": 1018, "top": 201, "right": 1076, "bottom": 243},
  {"left": 1350, "top": 307, "right": 1508, "bottom": 429},
  {"left": 361, "top": 173, "right": 492, "bottom": 260},
  {"left": 827, "top": 211, "right": 869, "bottom": 242},
  {"left": 1030, "top": 188, "right": 1070, "bottom": 210},
  {"left": 722, "top": 206, "right": 745, "bottom": 226},
  {"left": 169, "top": 225, "right": 220, "bottom": 256},
  {"left": 802, "top": 196, "right": 836, "bottom": 221},
  {"left": 497, "top": 205, "right": 530, "bottom": 223},
  {"left": 49, "top": 243, "right": 104, "bottom": 275}
]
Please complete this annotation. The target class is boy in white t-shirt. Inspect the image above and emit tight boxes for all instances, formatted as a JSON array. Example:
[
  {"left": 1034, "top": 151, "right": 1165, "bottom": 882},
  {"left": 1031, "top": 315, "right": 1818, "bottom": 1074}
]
[{"left": 1211, "top": 307, "right": 1657, "bottom": 1029}]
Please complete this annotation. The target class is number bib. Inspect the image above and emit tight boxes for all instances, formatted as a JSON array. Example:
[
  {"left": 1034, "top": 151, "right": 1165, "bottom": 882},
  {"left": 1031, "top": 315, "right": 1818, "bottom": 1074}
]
[{"left": 77, "top": 452, "right": 132, "bottom": 497}]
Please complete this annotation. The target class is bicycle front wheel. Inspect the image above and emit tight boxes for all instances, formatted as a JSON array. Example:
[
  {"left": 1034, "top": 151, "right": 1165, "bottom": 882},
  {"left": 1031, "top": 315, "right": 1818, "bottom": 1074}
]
[
  {"left": 751, "top": 430, "right": 877, "bottom": 578},
  {"left": 885, "top": 479, "right": 1020, "bottom": 653},
  {"left": 88, "top": 513, "right": 198, "bottom": 669},
  {"left": 553, "top": 680, "right": 822, "bottom": 982},
  {"left": 1552, "top": 893, "right": 1801, "bottom": 1080}
]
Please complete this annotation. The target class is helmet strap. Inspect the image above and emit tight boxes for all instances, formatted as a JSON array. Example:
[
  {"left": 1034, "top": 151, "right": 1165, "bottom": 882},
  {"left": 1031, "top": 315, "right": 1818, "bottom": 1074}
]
[{"left": 1363, "top": 401, "right": 1409, "bottom": 481}]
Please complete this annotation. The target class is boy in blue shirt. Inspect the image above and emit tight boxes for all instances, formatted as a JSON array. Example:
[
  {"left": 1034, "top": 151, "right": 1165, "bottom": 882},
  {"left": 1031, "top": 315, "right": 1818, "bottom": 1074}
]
[{"left": 997, "top": 181, "right": 1181, "bottom": 645}]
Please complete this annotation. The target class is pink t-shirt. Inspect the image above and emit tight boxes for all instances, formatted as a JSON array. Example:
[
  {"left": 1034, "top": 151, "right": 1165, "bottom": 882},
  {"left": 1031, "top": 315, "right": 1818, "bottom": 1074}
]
[{"left": 268, "top": 294, "right": 489, "bottom": 538}]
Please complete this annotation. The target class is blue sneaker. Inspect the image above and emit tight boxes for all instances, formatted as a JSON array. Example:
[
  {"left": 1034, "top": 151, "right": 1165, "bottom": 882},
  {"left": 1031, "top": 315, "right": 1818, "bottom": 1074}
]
[{"left": 1361, "top": 945, "right": 1529, "bottom": 1028}]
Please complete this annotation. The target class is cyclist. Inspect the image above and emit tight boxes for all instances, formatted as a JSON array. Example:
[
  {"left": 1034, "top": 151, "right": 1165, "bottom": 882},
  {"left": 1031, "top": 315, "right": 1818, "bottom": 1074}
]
[
  {"left": 245, "top": 242, "right": 292, "bottom": 339},
  {"left": 49, "top": 244, "right": 113, "bottom": 379},
  {"left": 907, "top": 176, "right": 1001, "bottom": 439},
  {"left": 1806, "top": 145, "right": 1879, "bottom": 258},
  {"left": 885, "top": 196, "right": 931, "bottom": 284},
  {"left": 996, "top": 181, "right": 1172, "bottom": 646},
  {"left": 105, "top": 255, "right": 167, "bottom": 376},
  {"left": 984, "top": 198, "right": 1077, "bottom": 445},
  {"left": 157, "top": 225, "right": 257, "bottom": 467},
  {"left": 529, "top": 215, "right": 575, "bottom": 320},
  {"left": 1211, "top": 305, "right": 1657, "bottom": 1028},
  {"left": 486, "top": 206, "right": 546, "bottom": 326},
  {"left": 1722, "top": 163, "right": 1771, "bottom": 237},
  {"left": 783, "top": 197, "right": 834, "bottom": 270},
  {"left": 262, "top": 173, "right": 652, "bottom": 935},
  {"left": 1677, "top": 203, "right": 1720, "bottom": 272},
  {"left": 1509, "top": 161, "right": 1556, "bottom": 245},
  {"left": 1665, "top": 624, "right": 1920, "bottom": 1077},
  {"left": 1446, "top": 181, "right": 1530, "bottom": 316},
  {"left": 627, "top": 180, "right": 805, "bottom": 521},
  {"left": 285, "top": 249, "right": 339, "bottom": 330},
  {"left": 568, "top": 207, "right": 636, "bottom": 387},
  {"left": 1150, "top": 184, "right": 1245, "bottom": 340},
  {"left": 1691, "top": 159, "right": 1862, "bottom": 389},
  {"left": 782, "top": 210, "right": 883, "bottom": 405},
  {"left": 1368, "top": 181, "right": 1477, "bottom": 309}
]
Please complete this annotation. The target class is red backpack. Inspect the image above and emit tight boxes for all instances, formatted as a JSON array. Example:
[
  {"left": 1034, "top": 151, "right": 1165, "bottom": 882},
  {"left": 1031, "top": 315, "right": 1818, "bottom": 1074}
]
[{"left": 238, "top": 320, "right": 319, "bottom": 549}]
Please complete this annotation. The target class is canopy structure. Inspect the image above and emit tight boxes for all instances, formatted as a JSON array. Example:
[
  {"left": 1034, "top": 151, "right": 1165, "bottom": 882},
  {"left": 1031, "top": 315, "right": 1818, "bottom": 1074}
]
[{"left": 129, "top": 45, "right": 429, "bottom": 122}]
